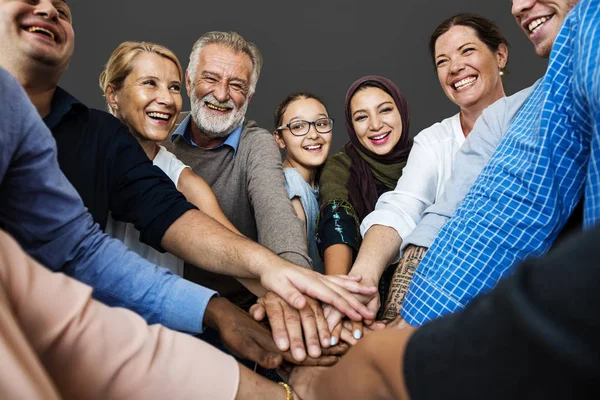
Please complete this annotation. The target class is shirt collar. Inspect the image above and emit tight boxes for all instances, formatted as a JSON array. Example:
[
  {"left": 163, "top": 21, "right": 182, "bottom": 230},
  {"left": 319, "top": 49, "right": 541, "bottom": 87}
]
[
  {"left": 43, "top": 86, "right": 88, "bottom": 130},
  {"left": 171, "top": 114, "right": 243, "bottom": 155}
]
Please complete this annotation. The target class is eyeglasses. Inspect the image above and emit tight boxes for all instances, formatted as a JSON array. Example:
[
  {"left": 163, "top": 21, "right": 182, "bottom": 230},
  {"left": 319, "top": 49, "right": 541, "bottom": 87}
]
[{"left": 277, "top": 117, "right": 334, "bottom": 136}]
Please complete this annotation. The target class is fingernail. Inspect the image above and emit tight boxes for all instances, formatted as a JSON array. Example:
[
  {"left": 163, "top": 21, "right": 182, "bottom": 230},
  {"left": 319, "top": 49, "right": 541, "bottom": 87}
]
[
  {"left": 330, "top": 336, "right": 338, "bottom": 346},
  {"left": 309, "top": 345, "right": 321, "bottom": 358},
  {"left": 353, "top": 330, "right": 362, "bottom": 339},
  {"left": 277, "top": 339, "right": 289, "bottom": 350},
  {"left": 293, "top": 348, "right": 306, "bottom": 361}
]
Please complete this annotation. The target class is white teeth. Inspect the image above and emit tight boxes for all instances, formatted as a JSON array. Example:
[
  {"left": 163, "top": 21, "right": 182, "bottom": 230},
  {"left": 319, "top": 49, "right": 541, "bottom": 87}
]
[
  {"left": 206, "top": 103, "right": 230, "bottom": 112},
  {"left": 371, "top": 132, "right": 389, "bottom": 140},
  {"left": 27, "top": 26, "right": 55, "bottom": 41},
  {"left": 528, "top": 16, "right": 550, "bottom": 33},
  {"left": 148, "top": 112, "right": 170, "bottom": 120},
  {"left": 453, "top": 76, "right": 477, "bottom": 90},
  {"left": 304, "top": 145, "right": 322, "bottom": 150}
]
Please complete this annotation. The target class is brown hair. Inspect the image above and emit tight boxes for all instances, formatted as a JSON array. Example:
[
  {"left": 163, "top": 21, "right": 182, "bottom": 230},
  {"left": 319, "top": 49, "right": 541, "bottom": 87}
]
[
  {"left": 273, "top": 92, "right": 329, "bottom": 130},
  {"left": 429, "top": 13, "right": 510, "bottom": 74}
]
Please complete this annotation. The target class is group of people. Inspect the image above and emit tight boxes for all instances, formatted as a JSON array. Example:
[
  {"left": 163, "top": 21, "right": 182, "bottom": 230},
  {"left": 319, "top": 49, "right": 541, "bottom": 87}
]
[{"left": 0, "top": 0, "right": 599, "bottom": 398}]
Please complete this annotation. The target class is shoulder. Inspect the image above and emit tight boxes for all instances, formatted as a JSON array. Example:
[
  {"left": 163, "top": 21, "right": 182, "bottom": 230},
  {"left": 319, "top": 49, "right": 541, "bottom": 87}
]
[
  {"left": 239, "top": 120, "right": 280, "bottom": 153},
  {"left": 284, "top": 168, "right": 308, "bottom": 197},
  {"left": 483, "top": 85, "right": 535, "bottom": 120},
  {"left": 241, "top": 120, "right": 275, "bottom": 141},
  {"left": 413, "top": 113, "right": 461, "bottom": 145},
  {"left": 60, "top": 107, "right": 130, "bottom": 144},
  {"left": 284, "top": 167, "right": 303, "bottom": 182},
  {"left": 85, "top": 108, "right": 127, "bottom": 131},
  {"left": 322, "top": 151, "right": 351, "bottom": 171},
  {"left": 154, "top": 146, "right": 189, "bottom": 169}
]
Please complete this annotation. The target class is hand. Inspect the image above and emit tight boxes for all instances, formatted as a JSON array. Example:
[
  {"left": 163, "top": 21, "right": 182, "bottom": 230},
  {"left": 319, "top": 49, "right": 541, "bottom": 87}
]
[
  {"left": 287, "top": 343, "right": 349, "bottom": 367},
  {"left": 250, "top": 292, "right": 331, "bottom": 361},
  {"left": 204, "top": 297, "right": 285, "bottom": 369},
  {"left": 287, "top": 366, "right": 328, "bottom": 400},
  {"left": 333, "top": 319, "right": 386, "bottom": 346},
  {"left": 259, "top": 266, "right": 378, "bottom": 323},
  {"left": 323, "top": 281, "right": 380, "bottom": 345}
]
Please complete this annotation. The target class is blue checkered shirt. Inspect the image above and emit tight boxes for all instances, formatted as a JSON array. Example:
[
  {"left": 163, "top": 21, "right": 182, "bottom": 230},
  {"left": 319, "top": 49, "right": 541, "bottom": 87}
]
[{"left": 402, "top": 0, "right": 600, "bottom": 326}]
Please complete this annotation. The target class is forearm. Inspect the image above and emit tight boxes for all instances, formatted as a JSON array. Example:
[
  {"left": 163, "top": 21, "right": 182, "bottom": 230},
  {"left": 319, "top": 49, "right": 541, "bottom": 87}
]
[
  {"left": 324, "top": 244, "right": 353, "bottom": 275},
  {"left": 350, "top": 225, "right": 403, "bottom": 283},
  {"left": 65, "top": 228, "right": 215, "bottom": 333},
  {"left": 312, "top": 329, "right": 414, "bottom": 400},
  {"left": 381, "top": 245, "right": 427, "bottom": 320},
  {"left": 1, "top": 231, "right": 239, "bottom": 400},
  {"left": 235, "top": 364, "right": 289, "bottom": 400},
  {"left": 162, "top": 209, "right": 286, "bottom": 279}
]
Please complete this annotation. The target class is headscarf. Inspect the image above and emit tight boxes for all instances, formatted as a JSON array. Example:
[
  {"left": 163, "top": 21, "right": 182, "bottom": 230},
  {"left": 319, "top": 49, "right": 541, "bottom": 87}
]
[{"left": 343, "top": 75, "right": 413, "bottom": 221}]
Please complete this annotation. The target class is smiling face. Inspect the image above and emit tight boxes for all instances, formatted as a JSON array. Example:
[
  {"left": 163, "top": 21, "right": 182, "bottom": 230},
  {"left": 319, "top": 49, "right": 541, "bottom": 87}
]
[
  {"left": 187, "top": 43, "right": 253, "bottom": 142},
  {"left": 274, "top": 97, "right": 332, "bottom": 173},
  {"left": 350, "top": 87, "right": 403, "bottom": 156},
  {"left": 511, "top": 0, "right": 579, "bottom": 58},
  {"left": 434, "top": 25, "right": 507, "bottom": 112},
  {"left": 108, "top": 52, "right": 182, "bottom": 143},
  {"left": 0, "top": 0, "right": 74, "bottom": 75}
]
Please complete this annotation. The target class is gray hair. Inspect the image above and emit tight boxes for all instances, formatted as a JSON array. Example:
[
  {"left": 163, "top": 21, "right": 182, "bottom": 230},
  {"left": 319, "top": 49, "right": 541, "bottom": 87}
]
[{"left": 187, "top": 31, "right": 263, "bottom": 96}]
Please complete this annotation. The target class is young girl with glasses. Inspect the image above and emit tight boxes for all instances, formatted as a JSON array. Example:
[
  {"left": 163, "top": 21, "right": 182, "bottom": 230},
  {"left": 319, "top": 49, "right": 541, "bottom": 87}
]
[{"left": 273, "top": 93, "right": 333, "bottom": 273}]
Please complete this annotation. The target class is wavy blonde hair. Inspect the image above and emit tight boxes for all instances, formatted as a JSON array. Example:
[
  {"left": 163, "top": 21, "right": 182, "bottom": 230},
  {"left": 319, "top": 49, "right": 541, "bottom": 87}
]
[{"left": 99, "top": 41, "right": 183, "bottom": 115}]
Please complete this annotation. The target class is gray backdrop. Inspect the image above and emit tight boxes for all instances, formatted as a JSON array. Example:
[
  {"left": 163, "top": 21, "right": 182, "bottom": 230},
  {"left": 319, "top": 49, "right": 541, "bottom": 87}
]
[{"left": 62, "top": 0, "right": 546, "bottom": 151}]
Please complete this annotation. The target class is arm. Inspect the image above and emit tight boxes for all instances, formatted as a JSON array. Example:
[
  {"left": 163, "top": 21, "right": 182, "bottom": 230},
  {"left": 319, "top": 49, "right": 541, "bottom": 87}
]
[
  {"left": 245, "top": 131, "right": 312, "bottom": 268},
  {"left": 317, "top": 202, "right": 359, "bottom": 275},
  {"left": 380, "top": 245, "right": 427, "bottom": 321},
  {"left": 297, "top": 224, "right": 600, "bottom": 400},
  {"left": 290, "top": 196, "right": 308, "bottom": 234},
  {"left": 404, "top": 86, "right": 536, "bottom": 250},
  {"left": 349, "top": 225, "right": 402, "bottom": 286},
  {"left": 291, "top": 328, "right": 415, "bottom": 400},
  {"left": 357, "top": 133, "right": 443, "bottom": 269},
  {"left": 177, "top": 167, "right": 242, "bottom": 233},
  {"left": 177, "top": 167, "right": 265, "bottom": 296},
  {"left": 0, "top": 230, "right": 239, "bottom": 400},
  {"left": 324, "top": 244, "right": 353, "bottom": 275},
  {"left": 0, "top": 76, "right": 214, "bottom": 334}
]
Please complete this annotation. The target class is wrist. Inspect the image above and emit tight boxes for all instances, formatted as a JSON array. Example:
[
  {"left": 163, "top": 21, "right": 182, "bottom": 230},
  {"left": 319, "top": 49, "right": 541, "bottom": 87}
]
[
  {"left": 349, "top": 267, "right": 380, "bottom": 286},
  {"left": 203, "top": 296, "right": 229, "bottom": 330},
  {"left": 279, "top": 382, "right": 294, "bottom": 400}
]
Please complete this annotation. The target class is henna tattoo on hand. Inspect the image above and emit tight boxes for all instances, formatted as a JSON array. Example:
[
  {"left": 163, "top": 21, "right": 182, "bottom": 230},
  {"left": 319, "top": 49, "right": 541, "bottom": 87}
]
[{"left": 381, "top": 245, "right": 428, "bottom": 321}]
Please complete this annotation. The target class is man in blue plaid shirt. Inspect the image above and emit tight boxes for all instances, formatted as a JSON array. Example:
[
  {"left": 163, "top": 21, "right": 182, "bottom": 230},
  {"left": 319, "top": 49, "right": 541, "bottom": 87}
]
[{"left": 402, "top": 0, "right": 600, "bottom": 326}]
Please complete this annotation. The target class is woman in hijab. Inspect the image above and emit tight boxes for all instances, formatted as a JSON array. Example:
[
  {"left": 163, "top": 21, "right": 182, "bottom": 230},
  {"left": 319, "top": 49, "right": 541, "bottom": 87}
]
[{"left": 317, "top": 76, "right": 412, "bottom": 279}]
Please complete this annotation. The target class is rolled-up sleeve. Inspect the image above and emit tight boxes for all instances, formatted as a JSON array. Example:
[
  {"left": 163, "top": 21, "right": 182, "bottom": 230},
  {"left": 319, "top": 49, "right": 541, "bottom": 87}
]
[
  {"left": 108, "top": 128, "right": 197, "bottom": 251},
  {"left": 0, "top": 72, "right": 214, "bottom": 335},
  {"left": 361, "top": 138, "right": 440, "bottom": 262}
]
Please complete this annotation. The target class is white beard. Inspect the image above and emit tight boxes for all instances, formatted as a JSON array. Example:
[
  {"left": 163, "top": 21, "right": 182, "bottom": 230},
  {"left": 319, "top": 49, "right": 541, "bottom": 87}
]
[{"left": 190, "top": 93, "right": 248, "bottom": 140}]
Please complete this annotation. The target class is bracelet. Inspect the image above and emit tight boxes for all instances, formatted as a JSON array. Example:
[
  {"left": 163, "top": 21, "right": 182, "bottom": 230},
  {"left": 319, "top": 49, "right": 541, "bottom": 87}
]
[{"left": 278, "top": 382, "right": 294, "bottom": 400}]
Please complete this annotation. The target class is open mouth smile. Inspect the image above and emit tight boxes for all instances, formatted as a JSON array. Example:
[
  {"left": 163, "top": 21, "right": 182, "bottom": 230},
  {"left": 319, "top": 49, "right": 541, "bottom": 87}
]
[
  {"left": 526, "top": 14, "right": 554, "bottom": 35},
  {"left": 453, "top": 76, "right": 477, "bottom": 91},
  {"left": 369, "top": 132, "right": 390, "bottom": 142},
  {"left": 147, "top": 112, "right": 172, "bottom": 122},
  {"left": 25, "top": 26, "right": 56, "bottom": 42},
  {"left": 205, "top": 102, "right": 232, "bottom": 112},
  {"left": 303, "top": 144, "right": 323, "bottom": 152}
]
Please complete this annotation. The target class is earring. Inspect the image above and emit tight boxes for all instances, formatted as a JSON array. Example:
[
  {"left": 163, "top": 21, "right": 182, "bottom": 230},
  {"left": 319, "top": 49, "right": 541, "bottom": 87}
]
[{"left": 499, "top": 70, "right": 504, "bottom": 76}]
